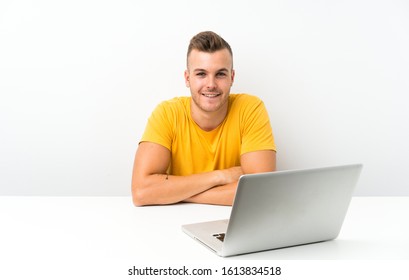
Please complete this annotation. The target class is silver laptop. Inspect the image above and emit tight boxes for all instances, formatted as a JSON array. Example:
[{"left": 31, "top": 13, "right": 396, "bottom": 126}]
[{"left": 182, "top": 164, "right": 363, "bottom": 257}]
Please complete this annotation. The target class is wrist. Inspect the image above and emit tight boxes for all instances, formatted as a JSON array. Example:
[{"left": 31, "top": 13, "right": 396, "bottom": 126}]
[{"left": 213, "top": 169, "right": 225, "bottom": 186}]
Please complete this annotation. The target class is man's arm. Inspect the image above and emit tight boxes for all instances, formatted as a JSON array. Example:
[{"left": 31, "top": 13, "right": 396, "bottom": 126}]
[
  {"left": 182, "top": 150, "right": 276, "bottom": 205},
  {"left": 131, "top": 142, "right": 243, "bottom": 206},
  {"left": 241, "top": 150, "right": 276, "bottom": 174},
  {"left": 182, "top": 182, "right": 238, "bottom": 206}
]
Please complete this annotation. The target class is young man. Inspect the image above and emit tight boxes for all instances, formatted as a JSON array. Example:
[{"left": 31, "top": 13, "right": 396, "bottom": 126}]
[{"left": 132, "top": 31, "right": 276, "bottom": 206}]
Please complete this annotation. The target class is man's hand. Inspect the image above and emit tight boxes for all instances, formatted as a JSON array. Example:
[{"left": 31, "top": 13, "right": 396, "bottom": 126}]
[
  {"left": 218, "top": 166, "right": 243, "bottom": 185},
  {"left": 132, "top": 142, "right": 232, "bottom": 206},
  {"left": 132, "top": 142, "right": 276, "bottom": 206}
]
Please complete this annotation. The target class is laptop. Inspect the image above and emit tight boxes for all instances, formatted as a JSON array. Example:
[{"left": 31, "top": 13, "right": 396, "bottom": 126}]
[{"left": 182, "top": 164, "right": 363, "bottom": 257}]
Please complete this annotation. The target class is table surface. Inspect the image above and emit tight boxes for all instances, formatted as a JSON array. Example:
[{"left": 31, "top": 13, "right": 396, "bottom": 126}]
[{"left": 1, "top": 196, "right": 408, "bottom": 262}]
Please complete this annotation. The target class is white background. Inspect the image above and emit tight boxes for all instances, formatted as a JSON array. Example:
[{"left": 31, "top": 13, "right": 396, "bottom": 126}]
[{"left": 1, "top": 0, "right": 408, "bottom": 196}]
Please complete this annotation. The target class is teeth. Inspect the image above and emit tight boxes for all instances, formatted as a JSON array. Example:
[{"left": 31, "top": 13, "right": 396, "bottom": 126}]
[{"left": 203, "top": 93, "right": 219, "bottom": 97}]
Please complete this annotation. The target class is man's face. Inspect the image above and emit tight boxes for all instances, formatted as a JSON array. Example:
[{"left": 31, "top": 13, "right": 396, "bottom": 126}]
[{"left": 185, "top": 49, "right": 235, "bottom": 115}]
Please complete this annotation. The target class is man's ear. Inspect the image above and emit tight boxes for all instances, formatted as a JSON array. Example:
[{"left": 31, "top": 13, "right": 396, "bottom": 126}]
[
  {"left": 184, "top": 70, "right": 190, "bottom": 88},
  {"left": 231, "top": 69, "right": 235, "bottom": 85}
]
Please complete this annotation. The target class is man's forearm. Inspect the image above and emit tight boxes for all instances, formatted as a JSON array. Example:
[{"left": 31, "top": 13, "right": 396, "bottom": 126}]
[
  {"left": 132, "top": 167, "right": 242, "bottom": 206},
  {"left": 182, "top": 182, "right": 238, "bottom": 206},
  {"left": 133, "top": 171, "right": 222, "bottom": 206}
]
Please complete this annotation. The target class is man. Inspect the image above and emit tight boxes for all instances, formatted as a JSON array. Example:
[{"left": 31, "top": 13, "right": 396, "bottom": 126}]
[{"left": 132, "top": 31, "right": 276, "bottom": 206}]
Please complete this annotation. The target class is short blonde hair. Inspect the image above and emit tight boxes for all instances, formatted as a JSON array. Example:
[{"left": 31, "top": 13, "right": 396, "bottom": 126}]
[{"left": 187, "top": 31, "right": 233, "bottom": 65}]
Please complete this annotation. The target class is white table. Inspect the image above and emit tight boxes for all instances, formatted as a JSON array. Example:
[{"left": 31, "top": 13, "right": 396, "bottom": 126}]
[{"left": 1, "top": 196, "right": 408, "bottom": 279}]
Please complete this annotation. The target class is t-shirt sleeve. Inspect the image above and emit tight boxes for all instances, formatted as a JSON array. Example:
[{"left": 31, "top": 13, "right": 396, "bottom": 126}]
[
  {"left": 140, "top": 101, "right": 174, "bottom": 151},
  {"left": 240, "top": 97, "right": 276, "bottom": 155}
]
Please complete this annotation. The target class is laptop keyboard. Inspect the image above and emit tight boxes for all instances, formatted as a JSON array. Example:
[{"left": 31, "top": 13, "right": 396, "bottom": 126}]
[{"left": 213, "top": 233, "right": 225, "bottom": 242}]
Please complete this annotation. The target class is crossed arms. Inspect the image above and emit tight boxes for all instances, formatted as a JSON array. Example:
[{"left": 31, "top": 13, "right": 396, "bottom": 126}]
[{"left": 131, "top": 142, "right": 276, "bottom": 206}]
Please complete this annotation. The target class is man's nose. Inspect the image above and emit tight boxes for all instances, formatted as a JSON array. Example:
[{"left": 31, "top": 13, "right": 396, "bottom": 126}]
[{"left": 206, "top": 76, "right": 217, "bottom": 90}]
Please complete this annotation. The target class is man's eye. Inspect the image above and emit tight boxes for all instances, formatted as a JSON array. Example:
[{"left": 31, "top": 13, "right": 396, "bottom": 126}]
[
  {"left": 217, "top": 72, "right": 227, "bottom": 77},
  {"left": 196, "top": 72, "right": 205, "bottom": 76}
]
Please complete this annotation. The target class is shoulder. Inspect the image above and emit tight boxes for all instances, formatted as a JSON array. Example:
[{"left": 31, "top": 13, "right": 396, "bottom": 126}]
[
  {"left": 157, "top": 96, "right": 190, "bottom": 109},
  {"left": 153, "top": 96, "right": 190, "bottom": 117},
  {"left": 229, "top": 93, "right": 263, "bottom": 107},
  {"left": 229, "top": 93, "right": 265, "bottom": 114},
  {"left": 142, "top": 97, "right": 190, "bottom": 146}
]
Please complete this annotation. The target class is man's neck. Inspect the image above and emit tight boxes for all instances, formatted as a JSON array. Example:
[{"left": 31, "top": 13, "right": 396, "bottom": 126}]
[{"left": 190, "top": 102, "right": 228, "bottom": 132}]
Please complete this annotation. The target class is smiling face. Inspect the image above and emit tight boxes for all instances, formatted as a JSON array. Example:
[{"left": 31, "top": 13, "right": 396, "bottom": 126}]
[{"left": 185, "top": 48, "right": 235, "bottom": 125}]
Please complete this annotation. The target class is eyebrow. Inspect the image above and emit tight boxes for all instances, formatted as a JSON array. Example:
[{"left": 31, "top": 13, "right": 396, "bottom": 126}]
[{"left": 193, "top": 68, "right": 230, "bottom": 73}]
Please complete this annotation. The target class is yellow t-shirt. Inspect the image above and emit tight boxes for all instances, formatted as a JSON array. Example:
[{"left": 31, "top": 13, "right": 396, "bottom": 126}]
[{"left": 140, "top": 93, "right": 276, "bottom": 176}]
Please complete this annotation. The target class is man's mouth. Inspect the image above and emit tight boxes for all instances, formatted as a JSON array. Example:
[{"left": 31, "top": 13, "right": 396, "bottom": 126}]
[{"left": 201, "top": 93, "right": 221, "bottom": 98}]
